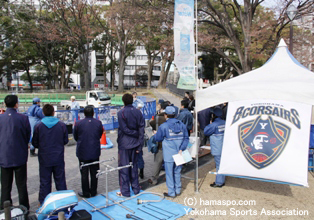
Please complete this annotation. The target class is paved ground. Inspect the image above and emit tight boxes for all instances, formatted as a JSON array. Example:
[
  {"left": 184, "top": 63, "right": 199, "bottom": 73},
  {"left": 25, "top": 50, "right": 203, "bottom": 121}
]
[
  {"left": 5, "top": 89, "right": 185, "bottom": 215},
  {"left": 6, "top": 90, "right": 313, "bottom": 220}
]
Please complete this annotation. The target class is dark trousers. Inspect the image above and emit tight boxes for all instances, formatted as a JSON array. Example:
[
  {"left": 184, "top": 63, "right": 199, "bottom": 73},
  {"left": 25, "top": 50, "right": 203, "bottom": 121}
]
[
  {"left": 138, "top": 151, "right": 144, "bottom": 169},
  {"left": 118, "top": 148, "right": 140, "bottom": 197},
  {"left": 199, "top": 129, "right": 208, "bottom": 146},
  {"left": 79, "top": 159, "right": 99, "bottom": 197},
  {"left": 39, "top": 163, "right": 67, "bottom": 204},
  {"left": 0, "top": 164, "right": 29, "bottom": 210},
  {"left": 188, "top": 129, "right": 191, "bottom": 136},
  {"left": 151, "top": 149, "right": 163, "bottom": 181}
]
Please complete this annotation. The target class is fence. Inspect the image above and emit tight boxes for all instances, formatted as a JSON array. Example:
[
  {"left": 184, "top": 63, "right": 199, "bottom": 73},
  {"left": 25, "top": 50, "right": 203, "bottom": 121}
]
[
  {"left": 17, "top": 98, "right": 156, "bottom": 130},
  {"left": 0, "top": 93, "right": 86, "bottom": 104}
]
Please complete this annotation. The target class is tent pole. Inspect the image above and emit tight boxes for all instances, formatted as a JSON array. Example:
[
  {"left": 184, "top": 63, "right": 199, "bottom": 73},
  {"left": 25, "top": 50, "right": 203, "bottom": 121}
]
[{"left": 194, "top": 0, "right": 199, "bottom": 193}]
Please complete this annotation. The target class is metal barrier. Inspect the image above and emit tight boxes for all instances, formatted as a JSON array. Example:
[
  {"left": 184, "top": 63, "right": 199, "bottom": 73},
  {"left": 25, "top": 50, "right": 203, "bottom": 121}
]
[{"left": 19, "top": 98, "right": 156, "bottom": 130}]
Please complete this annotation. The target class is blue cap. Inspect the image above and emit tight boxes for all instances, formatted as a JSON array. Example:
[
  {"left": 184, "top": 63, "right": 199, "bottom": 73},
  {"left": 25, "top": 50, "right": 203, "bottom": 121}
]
[
  {"left": 158, "top": 99, "right": 164, "bottom": 104},
  {"left": 214, "top": 108, "right": 223, "bottom": 117},
  {"left": 33, "top": 97, "right": 40, "bottom": 103},
  {"left": 165, "top": 106, "right": 176, "bottom": 115}
]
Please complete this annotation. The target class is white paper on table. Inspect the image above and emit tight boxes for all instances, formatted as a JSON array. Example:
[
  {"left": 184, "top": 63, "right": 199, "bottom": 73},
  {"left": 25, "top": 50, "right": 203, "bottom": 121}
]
[{"left": 172, "top": 150, "right": 193, "bottom": 166}]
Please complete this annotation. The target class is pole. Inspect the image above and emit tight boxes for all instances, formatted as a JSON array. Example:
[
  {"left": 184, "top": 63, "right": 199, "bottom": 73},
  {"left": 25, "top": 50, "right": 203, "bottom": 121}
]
[
  {"left": 194, "top": 0, "right": 199, "bottom": 193},
  {"left": 4, "top": 201, "right": 11, "bottom": 220},
  {"left": 58, "top": 211, "right": 65, "bottom": 220},
  {"left": 289, "top": 22, "right": 293, "bottom": 55}
]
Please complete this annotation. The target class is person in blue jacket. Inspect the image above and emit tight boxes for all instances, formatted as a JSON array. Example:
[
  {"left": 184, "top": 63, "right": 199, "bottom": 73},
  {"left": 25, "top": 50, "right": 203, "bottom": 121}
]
[
  {"left": 154, "top": 106, "right": 189, "bottom": 198},
  {"left": 73, "top": 106, "right": 103, "bottom": 198},
  {"left": 0, "top": 95, "right": 31, "bottom": 210},
  {"left": 117, "top": 93, "right": 145, "bottom": 197},
  {"left": 176, "top": 100, "right": 193, "bottom": 136},
  {"left": 204, "top": 108, "right": 226, "bottom": 188},
  {"left": 32, "top": 104, "right": 69, "bottom": 204},
  {"left": 132, "top": 92, "right": 145, "bottom": 179},
  {"left": 27, "top": 97, "right": 45, "bottom": 156},
  {"left": 132, "top": 92, "right": 144, "bottom": 109},
  {"left": 165, "top": 101, "right": 179, "bottom": 117}
]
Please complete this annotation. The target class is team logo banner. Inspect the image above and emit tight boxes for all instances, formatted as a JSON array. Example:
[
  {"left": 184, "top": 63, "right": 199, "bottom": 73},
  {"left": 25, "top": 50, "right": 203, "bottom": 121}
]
[
  {"left": 219, "top": 100, "right": 311, "bottom": 186},
  {"left": 174, "top": 0, "right": 196, "bottom": 90}
]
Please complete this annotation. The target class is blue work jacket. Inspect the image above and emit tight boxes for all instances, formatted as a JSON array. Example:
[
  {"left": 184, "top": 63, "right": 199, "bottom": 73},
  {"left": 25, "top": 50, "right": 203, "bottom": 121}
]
[
  {"left": 71, "top": 101, "right": 80, "bottom": 110},
  {"left": 0, "top": 108, "right": 31, "bottom": 168},
  {"left": 176, "top": 108, "right": 193, "bottom": 130},
  {"left": 132, "top": 99, "right": 144, "bottom": 109},
  {"left": 27, "top": 104, "right": 45, "bottom": 134},
  {"left": 204, "top": 118, "right": 226, "bottom": 156},
  {"left": 32, "top": 117, "right": 69, "bottom": 167},
  {"left": 198, "top": 107, "right": 213, "bottom": 130},
  {"left": 170, "top": 104, "right": 179, "bottom": 117},
  {"left": 117, "top": 105, "right": 145, "bottom": 151},
  {"left": 74, "top": 116, "right": 103, "bottom": 161},
  {"left": 154, "top": 118, "right": 189, "bottom": 162}
]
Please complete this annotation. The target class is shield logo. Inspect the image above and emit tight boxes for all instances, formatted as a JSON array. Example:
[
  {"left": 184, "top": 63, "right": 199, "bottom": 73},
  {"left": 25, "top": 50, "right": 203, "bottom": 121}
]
[{"left": 238, "top": 116, "right": 291, "bottom": 169}]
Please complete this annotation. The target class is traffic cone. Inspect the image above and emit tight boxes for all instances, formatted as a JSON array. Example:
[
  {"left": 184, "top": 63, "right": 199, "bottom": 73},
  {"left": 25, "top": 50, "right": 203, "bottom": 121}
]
[{"left": 101, "top": 131, "right": 107, "bottom": 147}]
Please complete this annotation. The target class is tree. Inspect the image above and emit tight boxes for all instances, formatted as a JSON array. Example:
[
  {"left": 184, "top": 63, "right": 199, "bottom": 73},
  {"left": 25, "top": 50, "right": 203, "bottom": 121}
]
[
  {"left": 198, "top": 0, "right": 314, "bottom": 75},
  {"left": 45, "top": 0, "right": 103, "bottom": 90},
  {"left": 107, "top": 0, "right": 142, "bottom": 92}
]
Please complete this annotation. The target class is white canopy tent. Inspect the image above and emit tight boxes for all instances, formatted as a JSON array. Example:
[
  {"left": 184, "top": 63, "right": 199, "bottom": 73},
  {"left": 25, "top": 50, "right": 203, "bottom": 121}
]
[{"left": 196, "top": 39, "right": 314, "bottom": 111}]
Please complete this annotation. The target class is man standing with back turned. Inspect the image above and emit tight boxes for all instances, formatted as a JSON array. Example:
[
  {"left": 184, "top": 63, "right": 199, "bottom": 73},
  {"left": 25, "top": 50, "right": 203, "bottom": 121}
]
[
  {"left": 74, "top": 106, "right": 103, "bottom": 198},
  {"left": 117, "top": 93, "right": 145, "bottom": 197},
  {"left": 32, "top": 104, "right": 69, "bottom": 204},
  {"left": 154, "top": 106, "right": 189, "bottom": 198},
  {"left": 0, "top": 95, "right": 31, "bottom": 210}
]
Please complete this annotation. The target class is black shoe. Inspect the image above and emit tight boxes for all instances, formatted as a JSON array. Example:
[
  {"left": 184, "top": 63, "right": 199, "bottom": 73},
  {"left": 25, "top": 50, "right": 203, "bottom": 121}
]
[
  {"left": 139, "top": 169, "right": 144, "bottom": 179},
  {"left": 176, "top": 193, "right": 181, "bottom": 196},
  {"left": 148, "top": 178, "right": 158, "bottom": 185},
  {"left": 91, "top": 192, "right": 98, "bottom": 197},
  {"left": 163, "top": 192, "right": 176, "bottom": 198},
  {"left": 30, "top": 150, "right": 38, "bottom": 157},
  {"left": 78, "top": 192, "right": 90, "bottom": 198},
  {"left": 210, "top": 182, "right": 225, "bottom": 188}
]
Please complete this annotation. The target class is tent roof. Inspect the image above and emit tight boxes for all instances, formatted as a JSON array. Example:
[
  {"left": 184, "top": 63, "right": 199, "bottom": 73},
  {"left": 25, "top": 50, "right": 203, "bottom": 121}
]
[{"left": 196, "top": 39, "right": 314, "bottom": 112}]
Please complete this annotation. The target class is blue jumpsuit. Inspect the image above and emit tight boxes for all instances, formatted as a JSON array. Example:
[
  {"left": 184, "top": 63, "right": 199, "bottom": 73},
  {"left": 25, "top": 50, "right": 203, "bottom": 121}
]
[
  {"left": 0, "top": 108, "right": 31, "bottom": 210},
  {"left": 176, "top": 108, "right": 193, "bottom": 135},
  {"left": 32, "top": 117, "right": 69, "bottom": 204},
  {"left": 204, "top": 118, "right": 226, "bottom": 185},
  {"left": 117, "top": 105, "right": 145, "bottom": 197},
  {"left": 154, "top": 118, "right": 189, "bottom": 197},
  {"left": 26, "top": 104, "right": 45, "bottom": 150},
  {"left": 132, "top": 100, "right": 145, "bottom": 170},
  {"left": 74, "top": 116, "right": 103, "bottom": 197}
]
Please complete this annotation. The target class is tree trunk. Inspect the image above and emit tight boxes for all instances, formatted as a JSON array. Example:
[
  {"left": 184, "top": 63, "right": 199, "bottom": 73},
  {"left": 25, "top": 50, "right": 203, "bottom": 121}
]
[
  {"left": 55, "top": 64, "right": 60, "bottom": 89},
  {"left": 158, "top": 55, "right": 168, "bottom": 89},
  {"left": 146, "top": 52, "right": 152, "bottom": 90},
  {"left": 117, "top": 51, "right": 125, "bottom": 93},
  {"left": 25, "top": 65, "right": 33, "bottom": 92}
]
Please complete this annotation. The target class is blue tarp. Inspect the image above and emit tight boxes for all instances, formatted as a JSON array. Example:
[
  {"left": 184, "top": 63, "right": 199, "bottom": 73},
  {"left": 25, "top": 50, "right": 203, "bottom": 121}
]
[{"left": 74, "top": 189, "right": 191, "bottom": 219}]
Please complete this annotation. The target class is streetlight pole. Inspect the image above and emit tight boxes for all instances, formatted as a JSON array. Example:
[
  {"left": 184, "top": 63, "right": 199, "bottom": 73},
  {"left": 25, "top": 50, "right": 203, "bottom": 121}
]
[{"left": 286, "top": 5, "right": 298, "bottom": 55}]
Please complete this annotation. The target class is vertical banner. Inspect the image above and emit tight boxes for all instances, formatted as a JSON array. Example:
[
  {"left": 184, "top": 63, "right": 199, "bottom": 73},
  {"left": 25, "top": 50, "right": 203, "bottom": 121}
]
[
  {"left": 219, "top": 100, "right": 311, "bottom": 186},
  {"left": 174, "top": 0, "right": 196, "bottom": 90}
]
